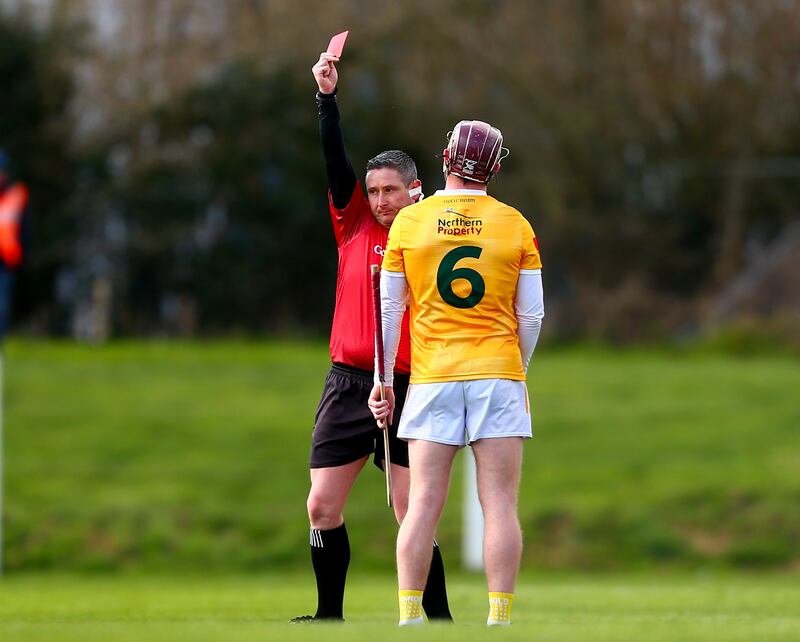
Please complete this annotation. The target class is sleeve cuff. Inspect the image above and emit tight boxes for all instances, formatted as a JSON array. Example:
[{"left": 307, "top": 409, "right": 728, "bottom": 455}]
[{"left": 316, "top": 89, "right": 337, "bottom": 101}]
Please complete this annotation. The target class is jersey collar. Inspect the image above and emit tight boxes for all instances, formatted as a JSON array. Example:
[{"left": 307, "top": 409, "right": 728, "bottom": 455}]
[{"left": 433, "top": 189, "right": 488, "bottom": 196}]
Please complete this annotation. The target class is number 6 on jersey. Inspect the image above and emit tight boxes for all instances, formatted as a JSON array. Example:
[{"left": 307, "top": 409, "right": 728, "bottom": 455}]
[{"left": 436, "top": 246, "right": 485, "bottom": 309}]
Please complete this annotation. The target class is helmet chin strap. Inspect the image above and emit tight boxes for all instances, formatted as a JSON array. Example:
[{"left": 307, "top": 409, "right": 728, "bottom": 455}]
[{"left": 408, "top": 185, "right": 424, "bottom": 201}]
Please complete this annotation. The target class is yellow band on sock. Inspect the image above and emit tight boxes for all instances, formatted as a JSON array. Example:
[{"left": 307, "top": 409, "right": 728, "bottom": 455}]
[
  {"left": 488, "top": 591, "right": 514, "bottom": 624},
  {"left": 399, "top": 589, "right": 424, "bottom": 622}
]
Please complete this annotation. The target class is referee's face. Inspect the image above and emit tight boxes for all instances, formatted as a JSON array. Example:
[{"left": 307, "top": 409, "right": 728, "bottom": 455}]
[{"left": 366, "top": 168, "right": 415, "bottom": 229}]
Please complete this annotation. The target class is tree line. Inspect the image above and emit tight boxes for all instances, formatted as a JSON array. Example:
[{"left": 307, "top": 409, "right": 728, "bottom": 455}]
[{"left": 3, "top": 1, "right": 799, "bottom": 343}]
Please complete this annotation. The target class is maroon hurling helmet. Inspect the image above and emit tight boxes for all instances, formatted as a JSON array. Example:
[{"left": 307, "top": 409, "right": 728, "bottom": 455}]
[{"left": 442, "top": 120, "right": 509, "bottom": 183}]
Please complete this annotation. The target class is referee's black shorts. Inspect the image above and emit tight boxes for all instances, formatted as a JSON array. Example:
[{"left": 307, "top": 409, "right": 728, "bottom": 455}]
[{"left": 309, "top": 362, "right": 410, "bottom": 470}]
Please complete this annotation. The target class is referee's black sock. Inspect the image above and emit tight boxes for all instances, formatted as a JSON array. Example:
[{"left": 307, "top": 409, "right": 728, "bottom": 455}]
[
  {"left": 310, "top": 523, "right": 349, "bottom": 619},
  {"left": 422, "top": 541, "right": 453, "bottom": 621}
]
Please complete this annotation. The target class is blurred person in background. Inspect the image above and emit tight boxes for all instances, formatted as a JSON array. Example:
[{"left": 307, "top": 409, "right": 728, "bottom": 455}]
[
  {"left": 369, "top": 120, "right": 544, "bottom": 626},
  {"left": 0, "top": 149, "right": 30, "bottom": 342},
  {"left": 289, "top": 53, "right": 452, "bottom": 624}
]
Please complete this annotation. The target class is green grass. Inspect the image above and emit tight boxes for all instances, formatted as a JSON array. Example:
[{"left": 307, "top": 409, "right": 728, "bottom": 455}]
[
  {"left": 0, "top": 573, "right": 799, "bottom": 641},
  {"left": 3, "top": 340, "right": 800, "bottom": 571}
]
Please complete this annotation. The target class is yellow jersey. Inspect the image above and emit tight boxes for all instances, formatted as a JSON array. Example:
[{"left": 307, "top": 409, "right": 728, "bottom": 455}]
[{"left": 382, "top": 190, "right": 542, "bottom": 384}]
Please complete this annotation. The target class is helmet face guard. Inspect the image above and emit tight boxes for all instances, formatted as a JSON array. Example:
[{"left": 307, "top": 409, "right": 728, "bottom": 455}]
[{"left": 442, "top": 120, "right": 509, "bottom": 183}]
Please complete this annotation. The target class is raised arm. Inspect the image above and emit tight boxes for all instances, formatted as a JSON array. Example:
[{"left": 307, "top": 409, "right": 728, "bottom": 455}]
[{"left": 312, "top": 52, "right": 357, "bottom": 209}]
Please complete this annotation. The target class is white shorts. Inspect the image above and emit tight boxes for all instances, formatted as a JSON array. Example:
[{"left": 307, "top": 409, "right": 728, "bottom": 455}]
[{"left": 397, "top": 379, "right": 532, "bottom": 447}]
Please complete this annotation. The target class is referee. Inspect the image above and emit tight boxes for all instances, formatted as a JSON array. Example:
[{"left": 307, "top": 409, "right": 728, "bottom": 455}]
[{"left": 289, "top": 52, "right": 452, "bottom": 623}]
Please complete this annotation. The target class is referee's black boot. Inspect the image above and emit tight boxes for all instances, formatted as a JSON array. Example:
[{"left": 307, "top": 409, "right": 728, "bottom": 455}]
[{"left": 289, "top": 614, "right": 344, "bottom": 624}]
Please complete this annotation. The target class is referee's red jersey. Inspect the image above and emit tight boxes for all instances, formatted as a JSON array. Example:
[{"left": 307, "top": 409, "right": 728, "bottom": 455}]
[{"left": 328, "top": 183, "right": 411, "bottom": 374}]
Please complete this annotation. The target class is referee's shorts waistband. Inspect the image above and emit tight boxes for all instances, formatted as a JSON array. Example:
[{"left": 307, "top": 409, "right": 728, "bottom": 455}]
[{"left": 331, "top": 362, "right": 410, "bottom": 384}]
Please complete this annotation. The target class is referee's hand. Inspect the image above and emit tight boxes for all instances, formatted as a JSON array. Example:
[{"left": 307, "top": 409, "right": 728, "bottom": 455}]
[
  {"left": 312, "top": 52, "right": 339, "bottom": 94},
  {"left": 368, "top": 384, "right": 395, "bottom": 429}
]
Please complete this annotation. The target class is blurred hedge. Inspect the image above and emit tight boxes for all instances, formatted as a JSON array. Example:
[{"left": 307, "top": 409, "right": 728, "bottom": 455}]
[{"left": 3, "top": 2, "right": 800, "bottom": 340}]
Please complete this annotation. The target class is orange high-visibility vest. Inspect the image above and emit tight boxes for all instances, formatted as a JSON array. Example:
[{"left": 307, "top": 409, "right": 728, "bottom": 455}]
[{"left": 0, "top": 182, "right": 28, "bottom": 268}]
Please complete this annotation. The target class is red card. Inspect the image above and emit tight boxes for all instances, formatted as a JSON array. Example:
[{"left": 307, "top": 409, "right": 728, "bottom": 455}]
[{"left": 327, "top": 30, "right": 349, "bottom": 57}]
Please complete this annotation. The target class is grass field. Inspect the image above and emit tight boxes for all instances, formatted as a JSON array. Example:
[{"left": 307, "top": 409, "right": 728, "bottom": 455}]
[
  {"left": 3, "top": 340, "right": 800, "bottom": 572},
  {"left": 2, "top": 340, "right": 799, "bottom": 639},
  {"left": 1, "top": 573, "right": 799, "bottom": 641}
]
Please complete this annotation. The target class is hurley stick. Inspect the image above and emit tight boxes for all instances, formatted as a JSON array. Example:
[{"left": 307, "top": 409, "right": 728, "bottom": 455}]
[{"left": 370, "top": 264, "right": 392, "bottom": 508}]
